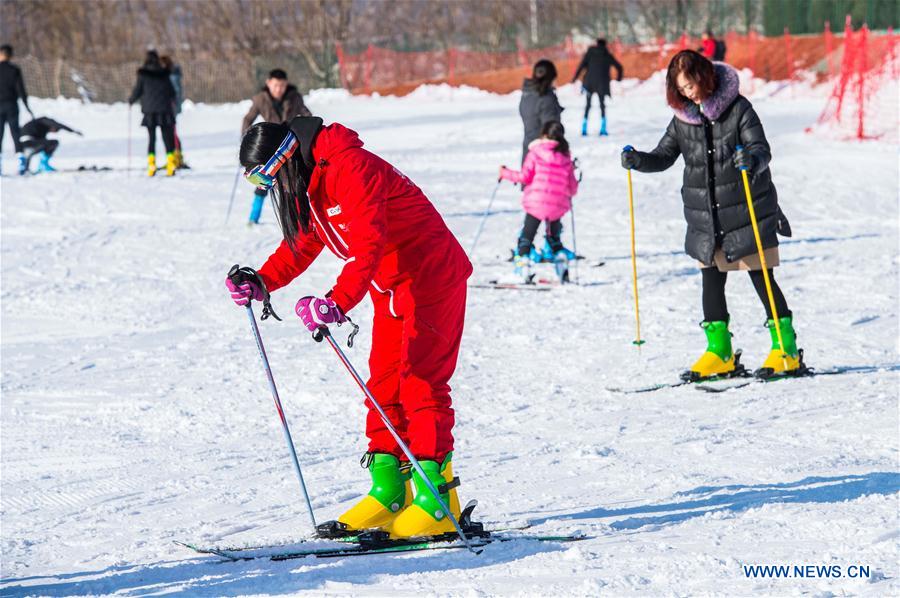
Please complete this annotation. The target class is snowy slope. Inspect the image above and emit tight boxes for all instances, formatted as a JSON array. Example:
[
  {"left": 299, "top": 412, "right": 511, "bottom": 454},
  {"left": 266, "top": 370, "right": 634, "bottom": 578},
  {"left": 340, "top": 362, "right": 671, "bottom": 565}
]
[{"left": 1, "top": 78, "right": 898, "bottom": 596}]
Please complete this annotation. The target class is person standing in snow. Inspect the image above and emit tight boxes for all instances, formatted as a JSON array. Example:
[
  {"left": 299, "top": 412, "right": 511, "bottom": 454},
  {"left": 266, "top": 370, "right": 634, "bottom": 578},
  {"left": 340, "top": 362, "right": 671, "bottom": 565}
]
[
  {"left": 240, "top": 69, "right": 312, "bottom": 226},
  {"left": 699, "top": 31, "right": 727, "bottom": 62},
  {"left": 0, "top": 44, "right": 33, "bottom": 176},
  {"left": 572, "top": 38, "right": 623, "bottom": 137},
  {"left": 620, "top": 50, "right": 799, "bottom": 381},
  {"left": 159, "top": 55, "right": 188, "bottom": 170},
  {"left": 226, "top": 116, "right": 472, "bottom": 539},
  {"left": 519, "top": 59, "right": 562, "bottom": 164},
  {"left": 499, "top": 121, "right": 578, "bottom": 282},
  {"left": 20, "top": 116, "right": 82, "bottom": 173},
  {"left": 128, "top": 50, "right": 177, "bottom": 177}
]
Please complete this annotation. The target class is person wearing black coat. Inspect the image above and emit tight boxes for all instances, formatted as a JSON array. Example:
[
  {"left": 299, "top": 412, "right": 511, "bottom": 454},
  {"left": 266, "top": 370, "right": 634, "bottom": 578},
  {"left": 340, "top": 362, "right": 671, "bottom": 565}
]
[
  {"left": 0, "top": 44, "right": 33, "bottom": 175},
  {"left": 621, "top": 51, "right": 801, "bottom": 381},
  {"left": 572, "top": 39, "right": 622, "bottom": 137},
  {"left": 128, "top": 50, "right": 177, "bottom": 176},
  {"left": 20, "top": 116, "right": 82, "bottom": 173},
  {"left": 519, "top": 59, "right": 563, "bottom": 164}
]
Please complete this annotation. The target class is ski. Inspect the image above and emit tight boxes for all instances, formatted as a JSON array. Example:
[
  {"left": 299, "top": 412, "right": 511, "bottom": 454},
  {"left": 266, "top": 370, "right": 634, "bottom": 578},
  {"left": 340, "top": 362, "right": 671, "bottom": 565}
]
[
  {"left": 694, "top": 364, "right": 894, "bottom": 393},
  {"left": 607, "top": 351, "right": 751, "bottom": 394},
  {"left": 177, "top": 531, "right": 586, "bottom": 562}
]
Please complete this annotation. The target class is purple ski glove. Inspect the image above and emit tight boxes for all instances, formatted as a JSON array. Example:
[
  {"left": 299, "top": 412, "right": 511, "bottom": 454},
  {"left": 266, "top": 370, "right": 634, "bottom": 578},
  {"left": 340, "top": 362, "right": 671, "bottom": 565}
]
[
  {"left": 225, "top": 272, "right": 268, "bottom": 307},
  {"left": 295, "top": 296, "right": 345, "bottom": 332}
]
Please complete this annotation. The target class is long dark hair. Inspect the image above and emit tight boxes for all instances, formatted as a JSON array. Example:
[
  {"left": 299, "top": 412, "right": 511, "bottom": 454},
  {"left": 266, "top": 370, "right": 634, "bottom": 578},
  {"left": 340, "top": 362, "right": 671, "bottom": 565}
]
[
  {"left": 540, "top": 120, "right": 569, "bottom": 156},
  {"left": 665, "top": 50, "right": 716, "bottom": 109},
  {"left": 531, "top": 59, "right": 558, "bottom": 96},
  {"left": 239, "top": 122, "right": 313, "bottom": 252}
]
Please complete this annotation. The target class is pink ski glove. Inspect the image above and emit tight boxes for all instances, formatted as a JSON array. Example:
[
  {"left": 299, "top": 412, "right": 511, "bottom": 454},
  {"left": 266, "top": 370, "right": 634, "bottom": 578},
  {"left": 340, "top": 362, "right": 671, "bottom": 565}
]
[
  {"left": 225, "top": 276, "right": 265, "bottom": 306},
  {"left": 295, "top": 296, "right": 346, "bottom": 332}
]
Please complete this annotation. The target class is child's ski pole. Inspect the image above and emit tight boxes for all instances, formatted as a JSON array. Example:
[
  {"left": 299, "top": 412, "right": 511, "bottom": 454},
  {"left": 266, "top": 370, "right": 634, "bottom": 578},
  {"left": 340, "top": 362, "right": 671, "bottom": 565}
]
[
  {"left": 736, "top": 144, "right": 787, "bottom": 370},
  {"left": 624, "top": 145, "right": 645, "bottom": 347},
  {"left": 229, "top": 267, "right": 317, "bottom": 533},
  {"left": 468, "top": 179, "right": 501, "bottom": 258},
  {"left": 313, "top": 326, "right": 482, "bottom": 555}
]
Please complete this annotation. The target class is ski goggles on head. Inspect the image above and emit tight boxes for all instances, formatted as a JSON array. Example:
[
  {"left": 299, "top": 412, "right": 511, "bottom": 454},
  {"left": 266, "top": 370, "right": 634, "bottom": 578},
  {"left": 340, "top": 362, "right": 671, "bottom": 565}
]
[{"left": 244, "top": 130, "right": 300, "bottom": 189}]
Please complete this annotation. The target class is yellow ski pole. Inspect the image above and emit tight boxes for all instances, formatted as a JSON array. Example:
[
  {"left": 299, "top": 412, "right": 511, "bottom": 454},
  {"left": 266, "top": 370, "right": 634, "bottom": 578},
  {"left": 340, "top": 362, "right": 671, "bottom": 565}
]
[
  {"left": 735, "top": 145, "right": 787, "bottom": 370},
  {"left": 623, "top": 145, "right": 645, "bottom": 347}
]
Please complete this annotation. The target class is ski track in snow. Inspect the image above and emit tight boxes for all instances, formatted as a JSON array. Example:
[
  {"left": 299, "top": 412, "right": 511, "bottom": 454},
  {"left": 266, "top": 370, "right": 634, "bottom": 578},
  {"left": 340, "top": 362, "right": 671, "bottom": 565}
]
[{"left": 1, "top": 81, "right": 898, "bottom": 596}]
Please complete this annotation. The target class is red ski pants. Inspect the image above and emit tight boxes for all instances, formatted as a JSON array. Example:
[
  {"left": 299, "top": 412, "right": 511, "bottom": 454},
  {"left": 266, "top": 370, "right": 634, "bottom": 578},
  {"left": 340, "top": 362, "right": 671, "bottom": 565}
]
[{"left": 364, "top": 280, "right": 467, "bottom": 462}]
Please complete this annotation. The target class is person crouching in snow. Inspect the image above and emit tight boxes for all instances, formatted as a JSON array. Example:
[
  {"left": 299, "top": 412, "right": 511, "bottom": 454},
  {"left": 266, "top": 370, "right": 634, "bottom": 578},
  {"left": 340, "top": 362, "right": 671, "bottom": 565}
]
[
  {"left": 620, "top": 51, "right": 800, "bottom": 381},
  {"left": 225, "top": 116, "right": 473, "bottom": 538},
  {"left": 499, "top": 120, "right": 578, "bottom": 283}
]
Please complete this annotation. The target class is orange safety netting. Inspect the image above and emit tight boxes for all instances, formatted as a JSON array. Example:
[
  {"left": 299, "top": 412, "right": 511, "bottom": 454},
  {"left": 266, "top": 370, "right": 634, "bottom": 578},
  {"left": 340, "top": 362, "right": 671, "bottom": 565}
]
[
  {"left": 335, "top": 26, "right": 894, "bottom": 98},
  {"left": 812, "top": 18, "right": 898, "bottom": 140}
]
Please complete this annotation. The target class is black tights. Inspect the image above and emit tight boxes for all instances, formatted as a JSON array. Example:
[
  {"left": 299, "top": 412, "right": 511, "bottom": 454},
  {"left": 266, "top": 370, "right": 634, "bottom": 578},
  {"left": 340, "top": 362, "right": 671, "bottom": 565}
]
[
  {"left": 702, "top": 267, "right": 791, "bottom": 322},
  {"left": 518, "top": 213, "right": 562, "bottom": 256},
  {"left": 147, "top": 124, "right": 175, "bottom": 155},
  {"left": 584, "top": 91, "right": 606, "bottom": 119}
]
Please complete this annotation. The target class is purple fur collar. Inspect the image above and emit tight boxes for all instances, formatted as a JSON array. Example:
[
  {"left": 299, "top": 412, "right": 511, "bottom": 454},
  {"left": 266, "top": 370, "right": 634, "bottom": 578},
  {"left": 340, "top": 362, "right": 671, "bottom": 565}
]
[{"left": 673, "top": 62, "right": 740, "bottom": 124}]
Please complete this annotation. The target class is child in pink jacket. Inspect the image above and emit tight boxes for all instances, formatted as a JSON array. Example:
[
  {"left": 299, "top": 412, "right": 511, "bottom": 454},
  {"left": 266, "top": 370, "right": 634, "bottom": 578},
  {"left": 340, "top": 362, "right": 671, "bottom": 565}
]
[{"left": 499, "top": 121, "right": 579, "bottom": 279}]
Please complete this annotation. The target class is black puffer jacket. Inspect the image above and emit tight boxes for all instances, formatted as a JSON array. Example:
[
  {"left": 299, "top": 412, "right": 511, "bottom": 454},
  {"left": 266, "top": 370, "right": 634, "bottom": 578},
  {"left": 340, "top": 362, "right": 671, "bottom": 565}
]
[
  {"left": 573, "top": 45, "right": 623, "bottom": 96},
  {"left": 128, "top": 65, "right": 175, "bottom": 115},
  {"left": 519, "top": 78, "right": 563, "bottom": 161},
  {"left": 631, "top": 63, "right": 790, "bottom": 265}
]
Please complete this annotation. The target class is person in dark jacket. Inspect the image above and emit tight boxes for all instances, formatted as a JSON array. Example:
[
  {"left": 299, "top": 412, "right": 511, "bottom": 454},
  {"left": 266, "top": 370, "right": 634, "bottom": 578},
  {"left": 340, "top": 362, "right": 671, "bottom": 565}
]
[
  {"left": 572, "top": 39, "right": 623, "bottom": 137},
  {"left": 519, "top": 59, "right": 562, "bottom": 164},
  {"left": 160, "top": 55, "right": 188, "bottom": 170},
  {"left": 621, "top": 51, "right": 800, "bottom": 381},
  {"left": 128, "top": 50, "right": 177, "bottom": 177},
  {"left": 0, "top": 44, "right": 33, "bottom": 176},
  {"left": 241, "top": 69, "right": 313, "bottom": 226},
  {"left": 20, "top": 116, "right": 82, "bottom": 173}
]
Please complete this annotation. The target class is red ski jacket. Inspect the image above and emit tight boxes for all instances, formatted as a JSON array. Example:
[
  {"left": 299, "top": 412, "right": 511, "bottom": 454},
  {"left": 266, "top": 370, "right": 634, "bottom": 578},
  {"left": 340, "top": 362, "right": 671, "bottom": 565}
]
[{"left": 257, "top": 123, "right": 472, "bottom": 315}]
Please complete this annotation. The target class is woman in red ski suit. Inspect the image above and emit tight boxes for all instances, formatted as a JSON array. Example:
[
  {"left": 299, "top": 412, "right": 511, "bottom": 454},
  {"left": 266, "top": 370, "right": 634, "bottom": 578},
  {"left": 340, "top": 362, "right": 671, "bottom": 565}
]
[{"left": 227, "top": 116, "right": 472, "bottom": 538}]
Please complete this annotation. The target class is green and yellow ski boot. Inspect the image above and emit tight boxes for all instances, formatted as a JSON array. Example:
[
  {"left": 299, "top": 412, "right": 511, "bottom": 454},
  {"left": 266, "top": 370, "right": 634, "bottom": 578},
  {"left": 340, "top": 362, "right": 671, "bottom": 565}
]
[
  {"left": 756, "top": 316, "right": 804, "bottom": 378},
  {"left": 335, "top": 453, "right": 411, "bottom": 533},
  {"left": 386, "top": 452, "right": 461, "bottom": 539},
  {"left": 682, "top": 320, "right": 743, "bottom": 381},
  {"left": 147, "top": 153, "right": 157, "bottom": 176}
]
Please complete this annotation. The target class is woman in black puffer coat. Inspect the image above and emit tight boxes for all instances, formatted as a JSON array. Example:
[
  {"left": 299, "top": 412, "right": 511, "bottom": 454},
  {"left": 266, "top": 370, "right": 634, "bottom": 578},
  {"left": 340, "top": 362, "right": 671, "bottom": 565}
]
[
  {"left": 519, "top": 59, "right": 563, "bottom": 163},
  {"left": 128, "top": 50, "right": 176, "bottom": 176},
  {"left": 621, "top": 50, "right": 801, "bottom": 381}
]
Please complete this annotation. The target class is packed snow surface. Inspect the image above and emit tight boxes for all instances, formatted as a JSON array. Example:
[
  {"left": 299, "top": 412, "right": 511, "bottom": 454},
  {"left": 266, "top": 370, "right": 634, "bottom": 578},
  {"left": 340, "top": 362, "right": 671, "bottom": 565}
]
[{"left": 2, "top": 77, "right": 898, "bottom": 596}]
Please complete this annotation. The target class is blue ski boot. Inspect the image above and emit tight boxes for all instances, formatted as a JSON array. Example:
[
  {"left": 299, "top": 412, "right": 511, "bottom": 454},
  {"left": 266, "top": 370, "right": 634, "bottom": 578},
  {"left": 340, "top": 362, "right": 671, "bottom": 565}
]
[
  {"left": 581, "top": 117, "right": 588, "bottom": 137},
  {"left": 17, "top": 153, "right": 27, "bottom": 175},
  {"left": 600, "top": 117, "right": 608, "bottom": 136},
  {"left": 37, "top": 151, "right": 56, "bottom": 173},
  {"left": 542, "top": 238, "right": 577, "bottom": 261}
]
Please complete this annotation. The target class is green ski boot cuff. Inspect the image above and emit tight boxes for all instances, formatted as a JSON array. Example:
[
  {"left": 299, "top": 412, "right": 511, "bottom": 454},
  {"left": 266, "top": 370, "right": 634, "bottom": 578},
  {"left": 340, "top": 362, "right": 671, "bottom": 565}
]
[{"left": 701, "top": 320, "right": 733, "bottom": 361}]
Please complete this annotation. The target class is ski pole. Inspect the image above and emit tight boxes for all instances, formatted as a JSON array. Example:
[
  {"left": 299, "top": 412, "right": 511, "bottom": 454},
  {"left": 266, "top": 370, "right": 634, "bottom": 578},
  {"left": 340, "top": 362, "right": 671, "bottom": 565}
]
[
  {"left": 735, "top": 144, "right": 787, "bottom": 370},
  {"left": 225, "top": 165, "right": 243, "bottom": 225},
  {"left": 624, "top": 146, "right": 645, "bottom": 346},
  {"left": 127, "top": 104, "right": 132, "bottom": 176},
  {"left": 468, "top": 179, "right": 502, "bottom": 258},
  {"left": 314, "top": 327, "right": 482, "bottom": 555},
  {"left": 569, "top": 201, "right": 579, "bottom": 284},
  {"left": 240, "top": 300, "right": 317, "bottom": 533}
]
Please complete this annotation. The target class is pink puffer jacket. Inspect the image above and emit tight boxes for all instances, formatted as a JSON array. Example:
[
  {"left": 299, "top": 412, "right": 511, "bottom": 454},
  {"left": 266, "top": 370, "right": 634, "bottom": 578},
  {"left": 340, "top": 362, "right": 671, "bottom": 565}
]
[{"left": 501, "top": 139, "right": 578, "bottom": 222}]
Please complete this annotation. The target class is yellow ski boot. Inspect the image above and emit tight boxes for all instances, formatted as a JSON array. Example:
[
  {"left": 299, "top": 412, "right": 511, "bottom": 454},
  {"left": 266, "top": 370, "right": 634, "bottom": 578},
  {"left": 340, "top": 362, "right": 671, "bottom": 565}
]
[
  {"left": 756, "top": 316, "right": 804, "bottom": 378},
  {"left": 174, "top": 149, "right": 183, "bottom": 169},
  {"left": 165, "top": 152, "right": 177, "bottom": 176},
  {"left": 147, "top": 153, "right": 157, "bottom": 176},
  {"left": 386, "top": 452, "right": 461, "bottom": 539},
  {"left": 682, "top": 320, "right": 742, "bottom": 381},
  {"left": 334, "top": 453, "right": 411, "bottom": 533}
]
